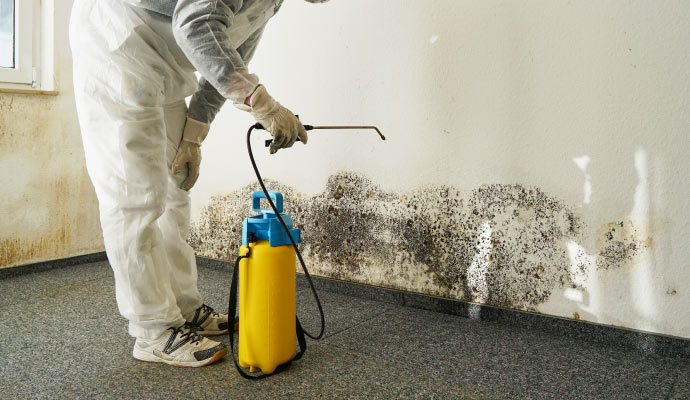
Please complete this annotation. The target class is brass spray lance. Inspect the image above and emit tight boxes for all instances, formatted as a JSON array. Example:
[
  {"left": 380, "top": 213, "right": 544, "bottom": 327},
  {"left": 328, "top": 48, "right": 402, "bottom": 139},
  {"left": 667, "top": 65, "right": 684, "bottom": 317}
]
[{"left": 262, "top": 123, "right": 386, "bottom": 148}]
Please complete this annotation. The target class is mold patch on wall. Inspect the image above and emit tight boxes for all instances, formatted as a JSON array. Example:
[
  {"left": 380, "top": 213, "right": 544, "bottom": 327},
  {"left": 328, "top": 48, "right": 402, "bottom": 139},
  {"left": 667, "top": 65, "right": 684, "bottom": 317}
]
[
  {"left": 595, "top": 221, "right": 647, "bottom": 270},
  {"left": 190, "top": 172, "right": 647, "bottom": 310}
]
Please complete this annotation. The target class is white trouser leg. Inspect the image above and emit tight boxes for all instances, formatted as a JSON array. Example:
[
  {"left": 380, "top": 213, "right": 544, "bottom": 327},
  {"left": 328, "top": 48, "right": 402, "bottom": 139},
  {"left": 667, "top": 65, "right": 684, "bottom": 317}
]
[
  {"left": 70, "top": 0, "right": 199, "bottom": 339},
  {"left": 160, "top": 101, "right": 203, "bottom": 317}
]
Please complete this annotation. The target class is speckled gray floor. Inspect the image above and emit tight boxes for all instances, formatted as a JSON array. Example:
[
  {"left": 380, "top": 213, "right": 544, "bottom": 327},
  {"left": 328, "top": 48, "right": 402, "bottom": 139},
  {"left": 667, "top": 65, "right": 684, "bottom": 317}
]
[{"left": 0, "top": 261, "right": 688, "bottom": 400}]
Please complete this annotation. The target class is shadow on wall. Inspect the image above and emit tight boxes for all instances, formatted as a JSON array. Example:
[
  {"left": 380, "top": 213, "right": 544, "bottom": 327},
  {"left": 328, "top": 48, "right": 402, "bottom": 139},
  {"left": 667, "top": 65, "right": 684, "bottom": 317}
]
[{"left": 189, "top": 171, "right": 648, "bottom": 314}]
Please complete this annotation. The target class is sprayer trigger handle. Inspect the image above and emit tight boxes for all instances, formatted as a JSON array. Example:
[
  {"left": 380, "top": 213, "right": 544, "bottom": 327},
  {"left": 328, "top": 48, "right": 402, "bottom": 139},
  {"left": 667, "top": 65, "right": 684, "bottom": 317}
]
[
  {"left": 262, "top": 119, "right": 312, "bottom": 146},
  {"left": 265, "top": 137, "right": 305, "bottom": 148}
]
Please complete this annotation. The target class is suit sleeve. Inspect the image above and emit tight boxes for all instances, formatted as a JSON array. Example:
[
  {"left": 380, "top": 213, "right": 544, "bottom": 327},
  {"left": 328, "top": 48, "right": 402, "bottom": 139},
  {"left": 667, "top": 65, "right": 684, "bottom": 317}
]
[
  {"left": 172, "top": 0, "right": 260, "bottom": 106},
  {"left": 185, "top": 20, "right": 268, "bottom": 124}
]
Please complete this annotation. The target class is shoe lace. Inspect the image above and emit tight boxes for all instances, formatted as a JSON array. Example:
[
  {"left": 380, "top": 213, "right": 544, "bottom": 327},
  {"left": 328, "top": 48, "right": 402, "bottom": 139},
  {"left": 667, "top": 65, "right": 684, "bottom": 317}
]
[
  {"left": 200, "top": 304, "right": 219, "bottom": 317},
  {"left": 169, "top": 323, "right": 202, "bottom": 345}
]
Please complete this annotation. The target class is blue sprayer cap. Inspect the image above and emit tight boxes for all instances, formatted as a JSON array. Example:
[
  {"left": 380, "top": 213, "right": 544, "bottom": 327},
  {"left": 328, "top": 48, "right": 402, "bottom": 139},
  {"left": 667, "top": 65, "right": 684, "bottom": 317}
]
[{"left": 242, "top": 191, "right": 301, "bottom": 247}]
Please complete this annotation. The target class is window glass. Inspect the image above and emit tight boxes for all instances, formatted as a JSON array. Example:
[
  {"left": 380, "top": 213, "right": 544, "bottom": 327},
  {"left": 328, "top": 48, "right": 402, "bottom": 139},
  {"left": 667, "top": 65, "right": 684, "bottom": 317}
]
[{"left": 0, "top": 0, "right": 14, "bottom": 68}]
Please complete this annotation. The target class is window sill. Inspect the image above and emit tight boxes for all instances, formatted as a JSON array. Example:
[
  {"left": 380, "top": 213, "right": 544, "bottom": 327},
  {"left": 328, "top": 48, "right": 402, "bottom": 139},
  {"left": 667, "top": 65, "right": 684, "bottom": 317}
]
[{"left": 0, "top": 87, "right": 59, "bottom": 96}]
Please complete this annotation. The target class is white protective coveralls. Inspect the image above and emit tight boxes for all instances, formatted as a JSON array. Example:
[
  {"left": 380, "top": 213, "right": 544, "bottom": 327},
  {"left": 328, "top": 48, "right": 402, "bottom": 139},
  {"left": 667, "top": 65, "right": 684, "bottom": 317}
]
[{"left": 69, "top": 0, "right": 310, "bottom": 339}]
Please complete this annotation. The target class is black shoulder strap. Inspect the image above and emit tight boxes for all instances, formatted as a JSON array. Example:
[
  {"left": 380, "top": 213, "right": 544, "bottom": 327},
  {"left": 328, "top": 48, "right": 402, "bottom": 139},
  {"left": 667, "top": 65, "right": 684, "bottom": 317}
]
[{"left": 228, "top": 252, "right": 307, "bottom": 379}]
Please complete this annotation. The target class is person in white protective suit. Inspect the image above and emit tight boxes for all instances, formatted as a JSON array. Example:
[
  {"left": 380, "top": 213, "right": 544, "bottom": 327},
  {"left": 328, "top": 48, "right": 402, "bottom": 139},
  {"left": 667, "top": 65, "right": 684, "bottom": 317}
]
[{"left": 69, "top": 0, "right": 329, "bottom": 367}]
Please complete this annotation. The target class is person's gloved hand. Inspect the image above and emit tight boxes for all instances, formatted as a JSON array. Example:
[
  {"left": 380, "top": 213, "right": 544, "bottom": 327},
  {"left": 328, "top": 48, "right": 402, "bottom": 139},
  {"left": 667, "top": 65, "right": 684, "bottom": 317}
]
[
  {"left": 171, "top": 117, "right": 210, "bottom": 191},
  {"left": 246, "top": 85, "right": 308, "bottom": 154}
]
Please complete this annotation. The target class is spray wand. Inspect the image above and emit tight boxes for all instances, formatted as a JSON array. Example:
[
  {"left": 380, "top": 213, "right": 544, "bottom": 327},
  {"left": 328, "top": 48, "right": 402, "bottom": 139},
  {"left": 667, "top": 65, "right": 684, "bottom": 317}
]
[{"left": 262, "top": 124, "right": 386, "bottom": 148}]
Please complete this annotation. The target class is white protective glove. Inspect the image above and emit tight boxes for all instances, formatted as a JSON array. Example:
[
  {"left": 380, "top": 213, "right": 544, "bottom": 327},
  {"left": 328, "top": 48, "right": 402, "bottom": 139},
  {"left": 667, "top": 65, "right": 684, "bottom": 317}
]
[
  {"left": 171, "top": 117, "right": 210, "bottom": 191},
  {"left": 241, "top": 85, "right": 308, "bottom": 154}
]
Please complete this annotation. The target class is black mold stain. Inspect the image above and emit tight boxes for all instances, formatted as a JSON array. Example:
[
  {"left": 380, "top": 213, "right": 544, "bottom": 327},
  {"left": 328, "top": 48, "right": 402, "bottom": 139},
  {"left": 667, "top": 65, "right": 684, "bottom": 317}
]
[
  {"left": 189, "top": 172, "right": 642, "bottom": 310},
  {"left": 595, "top": 221, "right": 645, "bottom": 270}
]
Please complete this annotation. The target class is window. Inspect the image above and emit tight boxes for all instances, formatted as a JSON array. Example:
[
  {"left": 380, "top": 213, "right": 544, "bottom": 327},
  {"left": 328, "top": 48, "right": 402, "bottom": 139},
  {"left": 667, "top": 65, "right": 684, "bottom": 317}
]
[
  {"left": 0, "top": 0, "right": 13, "bottom": 68},
  {"left": 0, "top": 0, "right": 36, "bottom": 86}
]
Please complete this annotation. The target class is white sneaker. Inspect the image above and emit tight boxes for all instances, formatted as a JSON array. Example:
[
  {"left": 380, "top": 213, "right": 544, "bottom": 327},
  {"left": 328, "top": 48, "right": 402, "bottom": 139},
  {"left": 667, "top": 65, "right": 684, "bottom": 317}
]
[
  {"left": 133, "top": 323, "right": 227, "bottom": 367},
  {"left": 184, "top": 304, "right": 236, "bottom": 336}
]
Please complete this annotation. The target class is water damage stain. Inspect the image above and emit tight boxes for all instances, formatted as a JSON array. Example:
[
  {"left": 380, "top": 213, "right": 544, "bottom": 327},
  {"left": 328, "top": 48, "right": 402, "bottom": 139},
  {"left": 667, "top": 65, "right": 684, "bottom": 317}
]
[{"left": 189, "top": 172, "right": 644, "bottom": 310}]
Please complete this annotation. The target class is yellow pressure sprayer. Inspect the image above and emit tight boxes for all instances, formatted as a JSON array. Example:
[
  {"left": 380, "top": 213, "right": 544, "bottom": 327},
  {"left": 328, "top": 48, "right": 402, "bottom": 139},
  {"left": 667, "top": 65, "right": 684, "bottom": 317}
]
[{"left": 228, "top": 122, "right": 384, "bottom": 379}]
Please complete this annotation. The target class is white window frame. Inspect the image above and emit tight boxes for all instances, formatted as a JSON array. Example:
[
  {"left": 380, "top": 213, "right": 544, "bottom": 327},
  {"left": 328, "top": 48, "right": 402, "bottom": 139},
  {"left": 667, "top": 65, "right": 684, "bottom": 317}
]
[{"left": 0, "top": 0, "right": 38, "bottom": 87}]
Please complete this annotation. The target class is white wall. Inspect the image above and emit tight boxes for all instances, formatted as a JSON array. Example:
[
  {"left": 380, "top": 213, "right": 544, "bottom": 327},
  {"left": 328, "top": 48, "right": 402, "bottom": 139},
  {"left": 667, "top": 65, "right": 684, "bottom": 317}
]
[
  {"left": 191, "top": 0, "right": 690, "bottom": 339},
  {"left": 4, "top": 0, "right": 684, "bottom": 340},
  {"left": 0, "top": 1, "right": 103, "bottom": 268}
]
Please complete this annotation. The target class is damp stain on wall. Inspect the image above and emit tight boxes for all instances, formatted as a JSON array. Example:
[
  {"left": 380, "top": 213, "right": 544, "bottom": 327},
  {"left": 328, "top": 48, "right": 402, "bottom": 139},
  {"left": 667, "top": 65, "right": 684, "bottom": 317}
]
[
  {"left": 189, "top": 171, "right": 648, "bottom": 310},
  {"left": 0, "top": 232, "right": 70, "bottom": 268},
  {"left": 0, "top": 94, "right": 103, "bottom": 269}
]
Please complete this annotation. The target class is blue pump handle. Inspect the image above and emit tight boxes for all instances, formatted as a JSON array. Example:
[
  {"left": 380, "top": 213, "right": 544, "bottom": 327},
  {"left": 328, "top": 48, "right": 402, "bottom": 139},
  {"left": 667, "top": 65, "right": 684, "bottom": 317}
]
[{"left": 252, "top": 191, "right": 283, "bottom": 214}]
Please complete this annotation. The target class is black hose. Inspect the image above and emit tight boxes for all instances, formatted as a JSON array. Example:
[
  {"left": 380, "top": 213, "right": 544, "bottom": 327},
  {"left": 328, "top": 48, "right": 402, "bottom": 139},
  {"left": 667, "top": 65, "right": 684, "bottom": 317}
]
[{"left": 246, "top": 123, "right": 325, "bottom": 340}]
